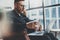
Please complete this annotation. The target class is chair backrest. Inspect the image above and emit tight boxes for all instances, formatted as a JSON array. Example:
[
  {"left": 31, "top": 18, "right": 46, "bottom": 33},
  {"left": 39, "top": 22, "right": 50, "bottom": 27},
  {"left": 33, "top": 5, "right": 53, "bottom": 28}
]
[{"left": 46, "top": 20, "right": 56, "bottom": 33}]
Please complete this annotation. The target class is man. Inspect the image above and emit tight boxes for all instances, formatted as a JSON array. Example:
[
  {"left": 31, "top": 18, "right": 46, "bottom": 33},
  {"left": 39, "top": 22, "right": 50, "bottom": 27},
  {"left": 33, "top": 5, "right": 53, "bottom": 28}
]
[
  {"left": 3, "top": 0, "right": 33, "bottom": 40},
  {"left": 2, "top": 0, "right": 58, "bottom": 40}
]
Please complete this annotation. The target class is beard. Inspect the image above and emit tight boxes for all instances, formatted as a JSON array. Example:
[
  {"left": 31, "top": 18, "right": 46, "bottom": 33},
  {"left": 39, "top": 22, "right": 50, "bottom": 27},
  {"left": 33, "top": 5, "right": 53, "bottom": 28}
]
[{"left": 16, "top": 8, "right": 23, "bottom": 13}]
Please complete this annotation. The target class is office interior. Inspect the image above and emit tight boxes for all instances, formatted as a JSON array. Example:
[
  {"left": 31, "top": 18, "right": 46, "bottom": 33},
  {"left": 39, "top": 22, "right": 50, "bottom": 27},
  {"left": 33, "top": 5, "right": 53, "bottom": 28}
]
[{"left": 0, "top": 0, "right": 60, "bottom": 40}]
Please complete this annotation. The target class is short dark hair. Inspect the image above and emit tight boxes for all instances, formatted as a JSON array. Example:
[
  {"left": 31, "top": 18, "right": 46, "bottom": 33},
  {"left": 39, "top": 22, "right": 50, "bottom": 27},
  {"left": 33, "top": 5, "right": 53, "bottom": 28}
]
[{"left": 14, "top": 0, "right": 24, "bottom": 3}]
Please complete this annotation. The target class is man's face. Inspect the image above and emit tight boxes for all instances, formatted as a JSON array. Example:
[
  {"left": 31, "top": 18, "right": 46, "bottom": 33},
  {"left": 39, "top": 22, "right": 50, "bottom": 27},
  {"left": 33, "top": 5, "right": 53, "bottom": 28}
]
[{"left": 15, "top": 1, "right": 25, "bottom": 13}]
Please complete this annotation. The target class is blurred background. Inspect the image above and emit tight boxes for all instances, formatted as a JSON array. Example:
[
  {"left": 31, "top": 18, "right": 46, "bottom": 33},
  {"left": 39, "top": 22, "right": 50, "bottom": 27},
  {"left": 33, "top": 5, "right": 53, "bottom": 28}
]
[{"left": 0, "top": 0, "right": 60, "bottom": 40}]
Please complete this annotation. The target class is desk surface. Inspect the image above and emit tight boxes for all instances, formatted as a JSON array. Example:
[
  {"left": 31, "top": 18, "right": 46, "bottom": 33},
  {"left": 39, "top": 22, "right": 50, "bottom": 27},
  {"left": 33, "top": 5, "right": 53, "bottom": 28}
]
[
  {"left": 27, "top": 31, "right": 44, "bottom": 36},
  {"left": 50, "top": 29, "right": 60, "bottom": 32}
]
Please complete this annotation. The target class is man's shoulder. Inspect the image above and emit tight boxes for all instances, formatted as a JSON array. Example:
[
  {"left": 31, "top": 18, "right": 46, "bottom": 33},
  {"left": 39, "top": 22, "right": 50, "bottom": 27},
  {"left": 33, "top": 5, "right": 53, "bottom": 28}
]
[
  {"left": 6, "top": 10, "right": 16, "bottom": 18},
  {"left": 7, "top": 10, "right": 15, "bottom": 15},
  {"left": 7, "top": 10, "right": 14, "bottom": 14}
]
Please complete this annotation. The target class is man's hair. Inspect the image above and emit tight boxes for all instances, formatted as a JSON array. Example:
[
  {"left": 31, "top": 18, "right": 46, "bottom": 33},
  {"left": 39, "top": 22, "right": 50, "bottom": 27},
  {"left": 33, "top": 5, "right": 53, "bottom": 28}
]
[{"left": 14, "top": 0, "right": 24, "bottom": 3}]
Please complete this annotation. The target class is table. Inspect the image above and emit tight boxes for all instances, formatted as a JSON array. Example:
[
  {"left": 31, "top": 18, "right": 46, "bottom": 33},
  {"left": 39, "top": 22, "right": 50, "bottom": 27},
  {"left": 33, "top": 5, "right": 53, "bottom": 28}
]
[
  {"left": 50, "top": 29, "right": 60, "bottom": 37},
  {"left": 27, "top": 31, "right": 51, "bottom": 40},
  {"left": 27, "top": 31, "right": 44, "bottom": 36}
]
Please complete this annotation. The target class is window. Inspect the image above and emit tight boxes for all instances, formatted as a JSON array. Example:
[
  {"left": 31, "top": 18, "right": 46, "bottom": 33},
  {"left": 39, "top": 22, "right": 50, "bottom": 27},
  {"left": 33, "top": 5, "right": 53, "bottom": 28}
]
[
  {"left": 39, "top": 19, "right": 43, "bottom": 25},
  {"left": 45, "top": 20, "right": 50, "bottom": 30},
  {"left": 44, "top": 0, "right": 51, "bottom": 6},
  {"left": 51, "top": 0, "right": 56, "bottom": 5},
  {"left": 52, "top": 20, "right": 57, "bottom": 29},
  {"left": 51, "top": 7, "right": 56, "bottom": 18},
  {"left": 27, "top": 9, "right": 39, "bottom": 20},
  {"left": 59, "top": 20, "right": 60, "bottom": 29},
  {"left": 25, "top": 0, "right": 29, "bottom": 9},
  {"left": 31, "top": 14, "right": 36, "bottom": 16},
  {"left": 39, "top": 9, "right": 43, "bottom": 15},
  {"left": 45, "top": 8, "right": 49, "bottom": 18},
  {"left": 46, "top": 20, "right": 50, "bottom": 27},
  {"left": 26, "top": 0, "right": 60, "bottom": 31},
  {"left": 58, "top": 0, "right": 60, "bottom": 4},
  {"left": 30, "top": 9, "right": 38, "bottom": 16},
  {"left": 30, "top": 0, "right": 42, "bottom": 8},
  {"left": 27, "top": 11, "right": 30, "bottom": 18},
  {"left": 58, "top": 7, "right": 60, "bottom": 18}
]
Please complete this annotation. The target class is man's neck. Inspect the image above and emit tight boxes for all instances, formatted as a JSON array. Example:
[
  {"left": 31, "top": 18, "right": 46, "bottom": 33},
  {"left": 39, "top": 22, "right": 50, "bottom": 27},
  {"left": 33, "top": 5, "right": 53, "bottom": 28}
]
[
  {"left": 15, "top": 9, "right": 22, "bottom": 14},
  {"left": 14, "top": 9, "right": 22, "bottom": 16}
]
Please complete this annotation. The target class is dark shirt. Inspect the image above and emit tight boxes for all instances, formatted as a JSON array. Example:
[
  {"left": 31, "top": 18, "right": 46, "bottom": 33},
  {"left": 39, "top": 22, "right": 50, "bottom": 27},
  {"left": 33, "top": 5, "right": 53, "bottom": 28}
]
[{"left": 7, "top": 10, "right": 30, "bottom": 33}]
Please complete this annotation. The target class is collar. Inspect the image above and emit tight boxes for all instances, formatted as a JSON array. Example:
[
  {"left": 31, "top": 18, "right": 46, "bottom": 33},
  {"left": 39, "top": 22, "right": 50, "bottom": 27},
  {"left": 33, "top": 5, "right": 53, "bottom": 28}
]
[{"left": 14, "top": 9, "right": 22, "bottom": 16}]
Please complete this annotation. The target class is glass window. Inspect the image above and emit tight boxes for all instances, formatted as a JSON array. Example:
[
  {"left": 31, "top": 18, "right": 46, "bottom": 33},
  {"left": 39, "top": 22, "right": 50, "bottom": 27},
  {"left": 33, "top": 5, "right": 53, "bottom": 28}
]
[
  {"left": 51, "top": 0, "right": 56, "bottom": 5},
  {"left": 46, "top": 20, "right": 50, "bottom": 31},
  {"left": 26, "top": 0, "right": 60, "bottom": 31},
  {"left": 39, "top": 9, "right": 43, "bottom": 15},
  {"left": 59, "top": 20, "right": 60, "bottom": 29},
  {"left": 58, "top": 0, "right": 60, "bottom": 4},
  {"left": 52, "top": 8, "right": 56, "bottom": 18},
  {"left": 31, "top": 14, "right": 36, "bottom": 16},
  {"left": 39, "top": 11, "right": 43, "bottom": 15},
  {"left": 27, "top": 9, "right": 39, "bottom": 20},
  {"left": 46, "top": 20, "right": 50, "bottom": 27},
  {"left": 45, "top": 8, "right": 49, "bottom": 18},
  {"left": 30, "top": 10, "right": 38, "bottom": 16},
  {"left": 44, "top": 0, "right": 50, "bottom": 6},
  {"left": 27, "top": 11, "right": 30, "bottom": 18},
  {"left": 25, "top": 0, "right": 29, "bottom": 9},
  {"left": 30, "top": 0, "right": 42, "bottom": 8},
  {"left": 39, "top": 9, "right": 43, "bottom": 20},
  {"left": 58, "top": 7, "right": 60, "bottom": 18},
  {"left": 30, "top": 17, "right": 37, "bottom": 20},
  {"left": 52, "top": 21, "right": 57, "bottom": 29},
  {"left": 39, "top": 19, "right": 43, "bottom": 25}
]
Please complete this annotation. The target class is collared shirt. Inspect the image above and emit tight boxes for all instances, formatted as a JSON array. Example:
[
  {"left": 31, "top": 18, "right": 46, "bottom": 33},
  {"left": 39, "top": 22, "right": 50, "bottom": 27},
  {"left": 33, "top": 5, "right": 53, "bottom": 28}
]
[
  {"left": 7, "top": 10, "right": 31, "bottom": 33},
  {"left": 15, "top": 10, "right": 20, "bottom": 16}
]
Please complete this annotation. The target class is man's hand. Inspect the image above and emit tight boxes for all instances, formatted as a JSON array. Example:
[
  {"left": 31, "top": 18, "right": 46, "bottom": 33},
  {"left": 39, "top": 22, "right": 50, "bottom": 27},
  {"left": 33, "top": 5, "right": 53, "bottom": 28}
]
[
  {"left": 26, "top": 21, "right": 37, "bottom": 30},
  {"left": 22, "top": 8, "right": 26, "bottom": 16},
  {"left": 26, "top": 21, "right": 42, "bottom": 31}
]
